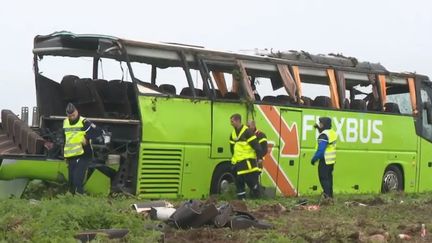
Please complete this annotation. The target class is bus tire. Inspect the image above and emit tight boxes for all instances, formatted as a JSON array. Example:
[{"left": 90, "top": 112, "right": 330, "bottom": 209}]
[
  {"left": 381, "top": 165, "right": 403, "bottom": 193},
  {"left": 210, "top": 162, "right": 235, "bottom": 195}
]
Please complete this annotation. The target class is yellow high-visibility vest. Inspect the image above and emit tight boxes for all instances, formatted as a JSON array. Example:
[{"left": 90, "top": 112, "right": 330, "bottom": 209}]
[
  {"left": 317, "top": 129, "right": 337, "bottom": 165},
  {"left": 230, "top": 125, "right": 257, "bottom": 164},
  {"left": 230, "top": 125, "right": 261, "bottom": 175},
  {"left": 63, "top": 117, "right": 86, "bottom": 158}
]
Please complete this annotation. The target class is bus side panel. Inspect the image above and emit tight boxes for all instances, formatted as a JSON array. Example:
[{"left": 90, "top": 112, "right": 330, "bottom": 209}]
[
  {"left": 210, "top": 101, "right": 247, "bottom": 159},
  {"left": 418, "top": 138, "right": 432, "bottom": 192},
  {"left": 301, "top": 110, "right": 418, "bottom": 152},
  {"left": 334, "top": 151, "right": 414, "bottom": 194},
  {"left": 300, "top": 109, "right": 417, "bottom": 194},
  {"left": 297, "top": 147, "right": 322, "bottom": 196},
  {"left": 137, "top": 143, "right": 185, "bottom": 199},
  {"left": 181, "top": 145, "right": 213, "bottom": 199},
  {"left": 139, "top": 96, "right": 211, "bottom": 144}
]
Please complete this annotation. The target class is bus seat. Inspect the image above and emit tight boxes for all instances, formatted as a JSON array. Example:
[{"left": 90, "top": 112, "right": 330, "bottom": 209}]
[
  {"left": 1, "top": 110, "right": 14, "bottom": 134},
  {"left": 104, "top": 80, "right": 132, "bottom": 118},
  {"left": 350, "top": 99, "right": 367, "bottom": 111},
  {"left": 20, "top": 127, "right": 31, "bottom": 153},
  {"left": 180, "top": 88, "right": 205, "bottom": 97},
  {"left": 262, "top": 96, "right": 278, "bottom": 103},
  {"left": 7, "top": 113, "right": 20, "bottom": 138},
  {"left": 27, "top": 132, "right": 45, "bottom": 154},
  {"left": 195, "top": 89, "right": 205, "bottom": 97},
  {"left": 300, "top": 96, "right": 312, "bottom": 106},
  {"left": 312, "top": 96, "right": 331, "bottom": 108},
  {"left": 367, "top": 98, "right": 381, "bottom": 111},
  {"left": 159, "top": 84, "right": 176, "bottom": 95},
  {"left": 223, "top": 92, "right": 240, "bottom": 100},
  {"left": 60, "top": 75, "right": 80, "bottom": 102},
  {"left": 214, "top": 89, "right": 223, "bottom": 98},
  {"left": 74, "top": 79, "right": 105, "bottom": 117},
  {"left": 93, "top": 79, "right": 109, "bottom": 100},
  {"left": 276, "top": 95, "right": 295, "bottom": 104},
  {"left": 12, "top": 120, "right": 24, "bottom": 148},
  {"left": 384, "top": 102, "right": 400, "bottom": 114},
  {"left": 343, "top": 98, "right": 350, "bottom": 109}
]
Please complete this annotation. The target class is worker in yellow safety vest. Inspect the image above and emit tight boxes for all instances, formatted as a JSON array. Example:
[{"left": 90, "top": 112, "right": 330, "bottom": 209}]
[
  {"left": 311, "top": 117, "right": 337, "bottom": 199},
  {"left": 63, "top": 103, "right": 103, "bottom": 194},
  {"left": 229, "top": 114, "right": 263, "bottom": 199},
  {"left": 247, "top": 120, "right": 268, "bottom": 168}
]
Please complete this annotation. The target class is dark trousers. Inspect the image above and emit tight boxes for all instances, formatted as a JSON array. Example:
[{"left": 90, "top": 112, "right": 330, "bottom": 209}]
[
  {"left": 67, "top": 156, "right": 90, "bottom": 194},
  {"left": 235, "top": 171, "right": 260, "bottom": 199},
  {"left": 318, "top": 159, "right": 334, "bottom": 198}
]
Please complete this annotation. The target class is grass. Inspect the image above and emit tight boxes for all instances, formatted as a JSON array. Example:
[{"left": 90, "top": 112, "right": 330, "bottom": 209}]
[{"left": 1, "top": 182, "right": 432, "bottom": 242}]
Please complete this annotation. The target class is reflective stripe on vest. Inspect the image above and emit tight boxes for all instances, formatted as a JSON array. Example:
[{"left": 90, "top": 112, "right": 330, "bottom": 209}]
[
  {"left": 319, "top": 129, "right": 337, "bottom": 165},
  {"left": 231, "top": 125, "right": 257, "bottom": 164},
  {"left": 236, "top": 159, "right": 262, "bottom": 175},
  {"left": 63, "top": 117, "right": 86, "bottom": 158}
]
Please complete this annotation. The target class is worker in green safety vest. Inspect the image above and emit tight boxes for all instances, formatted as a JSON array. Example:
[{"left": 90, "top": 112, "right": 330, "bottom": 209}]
[
  {"left": 63, "top": 103, "right": 103, "bottom": 194},
  {"left": 311, "top": 117, "right": 337, "bottom": 199},
  {"left": 229, "top": 114, "right": 263, "bottom": 200}
]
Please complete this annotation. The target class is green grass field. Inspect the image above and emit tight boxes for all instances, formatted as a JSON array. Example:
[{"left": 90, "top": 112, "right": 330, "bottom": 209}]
[{"left": 1, "top": 181, "right": 432, "bottom": 242}]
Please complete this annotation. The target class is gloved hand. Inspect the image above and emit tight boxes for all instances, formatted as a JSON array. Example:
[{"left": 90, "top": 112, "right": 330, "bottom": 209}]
[
  {"left": 257, "top": 159, "right": 263, "bottom": 169},
  {"left": 311, "top": 159, "right": 316, "bottom": 166}
]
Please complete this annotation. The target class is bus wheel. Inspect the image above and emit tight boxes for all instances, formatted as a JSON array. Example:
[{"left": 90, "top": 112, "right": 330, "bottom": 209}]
[
  {"left": 381, "top": 165, "right": 403, "bottom": 193},
  {"left": 210, "top": 162, "right": 235, "bottom": 195}
]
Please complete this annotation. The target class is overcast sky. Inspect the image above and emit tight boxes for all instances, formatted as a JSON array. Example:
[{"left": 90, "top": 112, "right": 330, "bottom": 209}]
[{"left": 0, "top": 0, "right": 431, "bottom": 116}]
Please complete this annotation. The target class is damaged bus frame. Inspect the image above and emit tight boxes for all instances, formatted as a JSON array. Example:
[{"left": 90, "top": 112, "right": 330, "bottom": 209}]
[{"left": 1, "top": 31, "right": 432, "bottom": 199}]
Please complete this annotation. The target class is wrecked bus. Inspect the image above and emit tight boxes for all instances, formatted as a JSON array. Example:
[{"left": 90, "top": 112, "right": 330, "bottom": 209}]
[{"left": 1, "top": 31, "right": 432, "bottom": 199}]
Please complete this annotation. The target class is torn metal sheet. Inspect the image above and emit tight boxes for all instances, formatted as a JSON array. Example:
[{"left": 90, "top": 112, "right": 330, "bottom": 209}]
[{"left": 132, "top": 200, "right": 173, "bottom": 213}]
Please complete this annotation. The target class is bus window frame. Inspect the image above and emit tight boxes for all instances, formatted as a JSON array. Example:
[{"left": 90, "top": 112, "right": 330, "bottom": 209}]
[
  {"left": 200, "top": 59, "right": 248, "bottom": 103},
  {"left": 420, "top": 81, "right": 432, "bottom": 141}
]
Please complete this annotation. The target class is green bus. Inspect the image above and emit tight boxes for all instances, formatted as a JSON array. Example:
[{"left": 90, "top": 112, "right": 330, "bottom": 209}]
[{"left": 1, "top": 31, "right": 432, "bottom": 199}]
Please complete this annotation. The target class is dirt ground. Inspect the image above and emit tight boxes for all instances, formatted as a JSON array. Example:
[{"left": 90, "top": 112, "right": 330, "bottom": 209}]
[{"left": 161, "top": 194, "right": 432, "bottom": 243}]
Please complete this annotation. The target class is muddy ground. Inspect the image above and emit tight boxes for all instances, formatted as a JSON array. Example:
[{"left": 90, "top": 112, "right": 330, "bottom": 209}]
[
  {"left": 2, "top": 187, "right": 432, "bottom": 242},
  {"left": 161, "top": 194, "right": 432, "bottom": 243}
]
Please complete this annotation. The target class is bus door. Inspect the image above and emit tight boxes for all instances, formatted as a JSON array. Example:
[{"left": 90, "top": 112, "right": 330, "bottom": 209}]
[
  {"left": 418, "top": 84, "right": 432, "bottom": 191},
  {"left": 258, "top": 105, "right": 301, "bottom": 196}
]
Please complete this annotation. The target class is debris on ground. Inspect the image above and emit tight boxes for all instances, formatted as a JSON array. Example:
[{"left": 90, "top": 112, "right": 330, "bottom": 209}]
[
  {"left": 148, "top": 199, "right": 272, "bottom": 231},
  {"left": 131, "top": 200, "right": 173, "bottom": 213},
  {"left": 300, "top": 205, "right": 320, "bottom": 211},
  {"left": 74, "top": 229, "right": 129, "bottom": 242},
  {"left": 398, "top": 233, "right": 412, "bottom": 240},
  {"left": 150, "top": 207, "right": 177, "bottom": 221},
  {"left": 349, "top": 231, "right": 389, "bottom": 242},
  {"left": 344, "top": 201, "right": 368, "bottom": 207}
]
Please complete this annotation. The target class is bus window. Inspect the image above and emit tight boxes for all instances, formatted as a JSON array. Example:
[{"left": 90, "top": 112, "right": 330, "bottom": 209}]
[
  {"left": 38, "top": 56, "right": 93, "bottom": 82},
  {"left": 155, "top": 67, "right": 189, "bottom": 96},
  {"left": 421, "top": 87, "right": 432, "bottom": 139},
  {"left": 386, "top": 86, "right": 413, "bottom": 115},
  {"left": 350, "top": 83, "right": 372, "bottom": 111},
  {"left": 302, "top": 83, "right": 331, "bottom": 108},
  {"left": 98, "top": 59, "right": 131, "bottom": 81},
  {"left": 210, "top": 71, "right": 239, "bottom": 100},
  {"left": 254, "top": 77, "right": 290, "bottom": 104}
]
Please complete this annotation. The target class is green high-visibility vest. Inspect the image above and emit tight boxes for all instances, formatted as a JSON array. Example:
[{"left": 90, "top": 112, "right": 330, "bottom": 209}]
[
  {"left": 63, "top": 117, "right": 86, "bottom": 158},
  {"left": 317, "top": 129, "right": 337, "bottom": 165}
]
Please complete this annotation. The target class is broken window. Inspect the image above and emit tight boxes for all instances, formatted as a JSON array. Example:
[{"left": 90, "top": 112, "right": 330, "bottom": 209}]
[{"left": 386, "top": 84, "right": 412, "bottom": 115}]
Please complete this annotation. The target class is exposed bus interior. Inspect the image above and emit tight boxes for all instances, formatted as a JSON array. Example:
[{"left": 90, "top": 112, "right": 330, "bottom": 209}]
[
  {"left": 0, "top": 52, "right": 143, "bottom": 193},
  {"left": 2, "top": 31, "right": 432, "bottom": 197}
]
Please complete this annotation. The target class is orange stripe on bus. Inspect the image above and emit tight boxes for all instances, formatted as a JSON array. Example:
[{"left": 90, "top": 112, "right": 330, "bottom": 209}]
[
  {"left": 264, "top": 144, "right": 297, "bottom": 196},
  {"left": 259, "top": 105, "right": 299, "bottom": 156}
]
